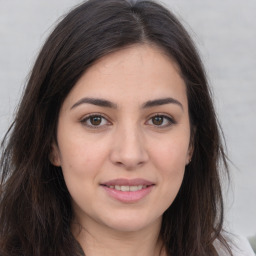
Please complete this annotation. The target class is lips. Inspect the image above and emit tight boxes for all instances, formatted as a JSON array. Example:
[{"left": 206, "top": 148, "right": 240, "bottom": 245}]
[
  {"left": 106, "top": 185, "right": 147, "bottom": 192},
  {"left": 100, "top": 178, "right": 155, "bottom": 203},
  {"left": 101, "top": 178, "right": 154, "bottom": 187}
]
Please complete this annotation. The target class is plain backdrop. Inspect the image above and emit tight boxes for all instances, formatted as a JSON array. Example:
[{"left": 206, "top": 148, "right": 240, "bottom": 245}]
[{"left": 0, "top": 0, "right": 255, "bottom": 237}]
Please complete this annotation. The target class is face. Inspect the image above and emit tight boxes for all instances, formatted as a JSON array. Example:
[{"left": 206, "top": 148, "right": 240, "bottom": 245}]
[{"left": 52, "top": 44, "right": 193, "bottom": 234}]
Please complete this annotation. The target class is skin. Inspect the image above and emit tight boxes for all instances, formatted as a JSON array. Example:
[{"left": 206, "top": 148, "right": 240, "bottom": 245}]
[{"left": 51, "top": 44, "right": 193, "bottom": 256}]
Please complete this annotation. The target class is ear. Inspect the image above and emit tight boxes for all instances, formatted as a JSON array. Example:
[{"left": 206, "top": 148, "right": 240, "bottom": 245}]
[
  {"left": 186, "top": 143, "right": 194, "bottom": 165},
  {"left": 186, "top": 126, "right": 196, "bottom": 165},
  {"left": 49, "top": 143, "right": 61, "bottom": 166}
]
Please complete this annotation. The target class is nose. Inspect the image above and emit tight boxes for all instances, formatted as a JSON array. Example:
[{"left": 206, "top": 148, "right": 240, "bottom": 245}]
[{"left": 109, "top": 124, "right": 149, "bottom": 170}]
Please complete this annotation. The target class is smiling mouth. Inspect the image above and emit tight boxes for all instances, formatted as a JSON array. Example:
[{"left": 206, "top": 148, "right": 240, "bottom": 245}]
[
  {"left": 102, "top": 185, "right": 150, "bottom": 192},
  {"left": 101, "top": 179, "right": 154, "bottom": 202}
]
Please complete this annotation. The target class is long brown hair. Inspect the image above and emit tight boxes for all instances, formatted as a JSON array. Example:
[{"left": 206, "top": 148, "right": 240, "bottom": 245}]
[{"left": 0, "top": 0, "right": 231, "bottom": 255}]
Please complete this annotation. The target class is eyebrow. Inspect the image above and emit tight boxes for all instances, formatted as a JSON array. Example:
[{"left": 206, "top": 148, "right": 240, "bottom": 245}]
[
  {"left": 70, "top": 97, "right": 183, "bottom": 110},
  {"left": 142, "top": 97, "right": 183, "bottom": 110},
  {"left": 71, "top": 97, "right": 117, "bottom": 110}
]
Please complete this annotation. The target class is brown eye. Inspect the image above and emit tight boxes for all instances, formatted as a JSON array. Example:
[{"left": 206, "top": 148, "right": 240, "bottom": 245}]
[
  {"left": 146, "top": 115, "right": 175, "bottom": 128},
  {"left": 81, "top": 114, "right": 109, "bottom": 128},
  {"left": 152, "top": 116, "right": 164, "bottom": 125},
  {"left": 90, "top": 116, "right": 102, "bottom": 126}
]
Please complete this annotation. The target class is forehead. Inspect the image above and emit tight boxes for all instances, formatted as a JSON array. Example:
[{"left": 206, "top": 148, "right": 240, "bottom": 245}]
[
  {"left": 62, "top": 44, "right": 187, "bottom": 110},
  {"left": 90, "top": 44, "right": 182, "bottom": 81}
]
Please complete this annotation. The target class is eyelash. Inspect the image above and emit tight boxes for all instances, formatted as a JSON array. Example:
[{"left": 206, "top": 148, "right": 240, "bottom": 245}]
[
  {"left": 146, "top": 114, "right": 176, "bottom": 128},
  {"left": 80, "top": 113, "right": 176, "bottom": 129},
  {"left": 80, "top": 114, "right": 111, "bottom": 129}
]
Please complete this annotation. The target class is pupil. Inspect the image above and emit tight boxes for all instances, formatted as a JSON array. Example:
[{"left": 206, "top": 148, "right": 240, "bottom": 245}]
[
  {"left": 153, "top": 116, "right": 163, "bottom": 125},
  {"left": 91, "top": 116, "right": 101, "bottom": 125}
]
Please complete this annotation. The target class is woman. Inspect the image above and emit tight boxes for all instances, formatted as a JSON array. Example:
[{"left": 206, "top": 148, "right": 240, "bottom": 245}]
[{"left": 0, "top": 0, "right": 241, "bottom": 255}]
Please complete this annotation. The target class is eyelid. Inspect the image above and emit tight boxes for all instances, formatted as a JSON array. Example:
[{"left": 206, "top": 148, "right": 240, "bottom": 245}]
[
  {"left": 80, "top": 113, "right": 112, "bottom": 128},
  {"left": 79, "top": 112, "right": 176, "bottom": 129},
  {"left": 145, "top": 113, "right": 176, "bottom": 127}
]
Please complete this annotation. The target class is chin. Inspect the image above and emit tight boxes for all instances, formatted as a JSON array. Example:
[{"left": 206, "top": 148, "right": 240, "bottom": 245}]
[
  {"left": 106, "top": 221, "right": 149, "bottom": 233},
  {"left": 101, "top": 211, "right": 162, "bottom": 233}
]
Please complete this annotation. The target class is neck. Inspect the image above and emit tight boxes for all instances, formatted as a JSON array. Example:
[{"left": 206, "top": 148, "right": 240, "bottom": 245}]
[{"left": 72, "top": 218, "right": 166, "bottom": 256}]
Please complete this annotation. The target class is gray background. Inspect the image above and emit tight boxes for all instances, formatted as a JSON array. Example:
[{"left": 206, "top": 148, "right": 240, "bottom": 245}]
[{"left": 0, "top": 0, "right": 255, "bottom": 237}]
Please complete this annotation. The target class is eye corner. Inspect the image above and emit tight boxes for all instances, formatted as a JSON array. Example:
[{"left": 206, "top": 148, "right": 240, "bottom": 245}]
[
  {"left": 80, "top": 113, "right": 112, "bottom": 129},
  {"left": 145, "top": 113, "right": 176, "bottom": 128}
]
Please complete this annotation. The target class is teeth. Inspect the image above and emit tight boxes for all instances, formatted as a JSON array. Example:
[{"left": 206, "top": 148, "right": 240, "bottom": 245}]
[
  {"left": 108, "top": 185, "right": 147, "bottom": 191},
  {"left": 120, "top": 186, "right": 129, "bottom": 192},
  {"left": 130, "top": 185, "right": 142, "bottom": 191}
]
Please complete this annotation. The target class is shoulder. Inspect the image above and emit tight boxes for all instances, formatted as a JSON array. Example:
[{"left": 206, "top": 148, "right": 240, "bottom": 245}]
[{"left": 214, "top": 234, "right": 255, "bottom": 256}]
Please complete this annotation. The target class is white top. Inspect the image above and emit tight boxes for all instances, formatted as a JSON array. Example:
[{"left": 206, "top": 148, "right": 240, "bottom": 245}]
[{"left": 215, "top": 235, "right": 255, "bottom": 256}]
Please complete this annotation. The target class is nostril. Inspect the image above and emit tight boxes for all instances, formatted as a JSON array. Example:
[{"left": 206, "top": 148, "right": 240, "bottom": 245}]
[{"left": 109, "top": 136, "right": 149, "bottom": 169}]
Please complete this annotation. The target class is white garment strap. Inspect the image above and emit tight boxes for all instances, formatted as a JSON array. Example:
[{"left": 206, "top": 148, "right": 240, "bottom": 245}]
[{"left": 215, "top": 235, "right": 255, "bottom": 256}]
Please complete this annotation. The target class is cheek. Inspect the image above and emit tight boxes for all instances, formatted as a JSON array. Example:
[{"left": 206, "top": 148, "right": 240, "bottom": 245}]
[
  {"left": 156, "top": 143, "right": 186, "bottom": 185},
  {"left": 61, "top": 146, "right": 105, "bottom": 179},
  {"left": 149, "top": 136, "right": 188, "bottom": 202},
  {"left": 58, "top": 139, "right": 107, "bottom": 202},
  {"left": 151, "top": 136, "right": 190, "bottom": 170},
  {"left": 57, "top": 129, "right": 109, "bottom": 175}
]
